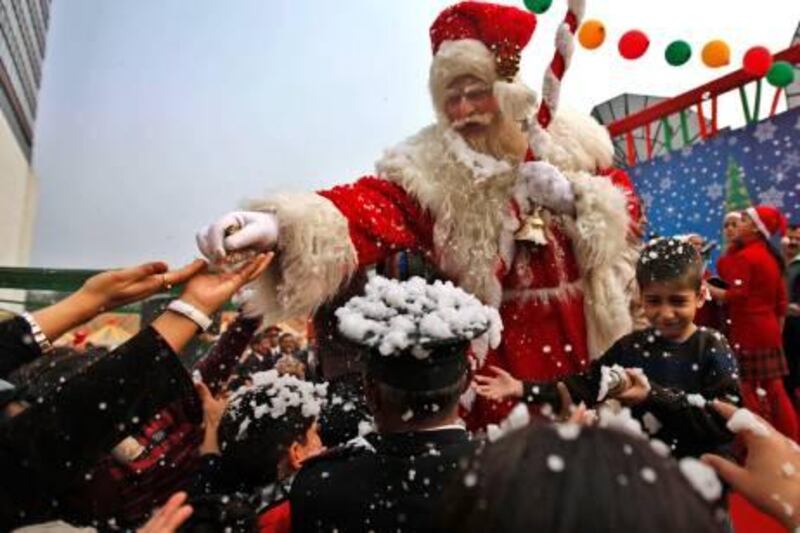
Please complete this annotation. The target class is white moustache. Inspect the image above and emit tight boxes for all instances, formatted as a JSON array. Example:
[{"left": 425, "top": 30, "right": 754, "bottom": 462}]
[{"left": 451, "top": 113, "right": 494, "bottom": 130}]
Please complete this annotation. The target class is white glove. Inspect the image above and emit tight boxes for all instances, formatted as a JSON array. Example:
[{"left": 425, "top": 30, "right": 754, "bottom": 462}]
[
  {"left": 518, "top": 161, "right": 576, "bottom": 215},
  {"left": 196, "top": 210, "right": 278, "bottom": 263}
]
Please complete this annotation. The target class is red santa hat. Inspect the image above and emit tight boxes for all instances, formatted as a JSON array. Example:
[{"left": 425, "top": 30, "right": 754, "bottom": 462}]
[
  {"left": 429, "top": 2, "right": 538, "bottom": 124},
  {"left": 745, "top": 204, "right": 787, "bottom": 239}
]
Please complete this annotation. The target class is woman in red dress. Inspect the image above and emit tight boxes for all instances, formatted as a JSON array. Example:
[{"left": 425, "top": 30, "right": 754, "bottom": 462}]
[{"left": 709, "top": 205, "right": 796, "bottom": 440}]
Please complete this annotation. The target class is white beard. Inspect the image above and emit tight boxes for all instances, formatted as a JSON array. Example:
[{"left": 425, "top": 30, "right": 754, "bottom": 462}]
[{"left": 376, "top": 124, "right": 522, "bottom": 306}]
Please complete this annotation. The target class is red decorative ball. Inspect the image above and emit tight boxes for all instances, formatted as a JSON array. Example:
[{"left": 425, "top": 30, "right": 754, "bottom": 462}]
[
  {"left": 742, "top": 46, "right": 773, "bottom": 77},
  {"left": 618, "top": 30, "right": 650, "bottom": 60}
]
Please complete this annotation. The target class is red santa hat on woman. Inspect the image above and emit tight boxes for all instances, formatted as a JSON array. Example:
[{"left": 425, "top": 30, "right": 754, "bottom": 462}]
[
  {"left": 745, "top": 204, "right": 788, "bottom": 239},
  {"left": 429, "top": 1, "right": 538, "bottom": 124}
]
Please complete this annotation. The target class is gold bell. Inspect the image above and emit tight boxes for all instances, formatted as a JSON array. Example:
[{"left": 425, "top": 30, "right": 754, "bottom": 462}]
[{"left": 514, "top": 206, "right": 548, "bottom": 245}]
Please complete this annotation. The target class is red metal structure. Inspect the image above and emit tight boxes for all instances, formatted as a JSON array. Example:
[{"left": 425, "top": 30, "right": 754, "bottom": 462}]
[{"left": 606, "top": 44, "right": 800, "bottom": 166}]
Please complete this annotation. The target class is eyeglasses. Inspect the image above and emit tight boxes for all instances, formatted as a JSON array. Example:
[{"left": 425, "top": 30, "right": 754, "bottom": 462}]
[{"left": 444, "top": 84, "right": 493, "bottom": 108}]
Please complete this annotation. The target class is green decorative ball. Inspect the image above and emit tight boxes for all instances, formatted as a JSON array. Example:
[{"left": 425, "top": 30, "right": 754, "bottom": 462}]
[
  {"left": 524, "top": 0, "right": 553, "bottom": 14},
  {"left": 665, "top": 40, "right": 692, "bottom": 66},
  {"left": 766, "top": 61, "right": 795, "bottom": 88}
]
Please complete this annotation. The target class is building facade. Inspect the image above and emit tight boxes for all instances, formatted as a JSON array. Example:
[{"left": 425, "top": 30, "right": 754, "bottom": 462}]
[{"left": 0, "top": 0, "right": 50, "bottom": 269}]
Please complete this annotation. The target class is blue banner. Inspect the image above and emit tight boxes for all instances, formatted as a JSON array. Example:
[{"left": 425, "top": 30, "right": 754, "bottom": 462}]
[{"left": 630, "top": 107, "right": 800, "bottom": 271}]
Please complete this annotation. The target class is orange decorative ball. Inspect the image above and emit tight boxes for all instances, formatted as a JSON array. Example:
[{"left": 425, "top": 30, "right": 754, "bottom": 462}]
[
  {"left": 578, "top": 20, "right": 605, "bottom": 50},
  {"left": 702, "top": 40, "right": 731, "bottom": 68}
]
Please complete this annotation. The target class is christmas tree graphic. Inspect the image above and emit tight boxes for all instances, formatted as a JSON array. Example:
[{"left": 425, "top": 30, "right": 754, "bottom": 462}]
[
  {"left": 722, "top": 156, "right": 753, "bottom": 247},
  {"left": 724, "top": 156, "right": 752, "bottom": 212}
]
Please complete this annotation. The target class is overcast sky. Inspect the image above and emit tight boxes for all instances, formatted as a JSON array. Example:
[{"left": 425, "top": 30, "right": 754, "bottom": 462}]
[{"left": 30, "top": 0, "right": 800, "bottom": 269}]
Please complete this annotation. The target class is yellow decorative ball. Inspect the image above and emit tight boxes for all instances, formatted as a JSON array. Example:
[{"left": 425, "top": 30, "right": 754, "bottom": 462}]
[
  {"left": 578, "top": 20, "right": 606, "bottom": 50},
  {"left": 701, "top": 39, "right": 731, "bottom": 68}
]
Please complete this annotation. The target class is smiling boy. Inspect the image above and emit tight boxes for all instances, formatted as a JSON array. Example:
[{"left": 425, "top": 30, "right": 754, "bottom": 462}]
[{"left": 475, "top": 237, "right": 741, "bottom": 458}]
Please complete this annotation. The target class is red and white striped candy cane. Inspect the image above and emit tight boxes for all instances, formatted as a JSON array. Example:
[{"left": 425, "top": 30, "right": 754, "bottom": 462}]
[{"left": 536, "top": 0, "right": 585, "bottom": 130}]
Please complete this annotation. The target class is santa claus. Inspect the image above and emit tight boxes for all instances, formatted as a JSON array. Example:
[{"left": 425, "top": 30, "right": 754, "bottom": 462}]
[{"left": 197, "top": 1, "right": 640, "bottom": 427}]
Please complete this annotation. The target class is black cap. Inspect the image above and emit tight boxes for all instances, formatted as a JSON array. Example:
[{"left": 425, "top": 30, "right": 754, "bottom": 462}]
[{"left": 365, "top": 339, "right": 470, "bottom": 391}]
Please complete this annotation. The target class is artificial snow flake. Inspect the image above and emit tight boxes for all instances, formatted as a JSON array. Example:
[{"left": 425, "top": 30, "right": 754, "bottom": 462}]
[
  {"left": 597, "top": 404, "right": 644, "bottom": 438},
  {"left": 226, "top": 370, "right": 328, "bottom": 441},
  {"left": 556, "top": 422, "right": 581, "bottom": 441},
  {"left": 650, "top": 439, "right": 671, "bottom": 457},
  {"left": 641, "top": 467, "right": 657, "bottom": 483},
  {"left": 727, "top": 408, "right": 770, "bottom": 437},
  {"left": 486, "top": 403, "right": 530, "bottom": 442},
  {"left": 336, "top": 274, "right": 502, "bottom": 358},
  {"left": 547, "top": 454, "right": 565, "bottom": 472},
  {"left": 686, "top": 394, "right": 707, "bottom": 408},
  {"left": 642, "top": 412, "right": 662, "bottom": 434},
  {"left": 782, "top": 462, "right": 797, "bottom": 478},
  {"left": 659, "top": 177, "right": 674, "bottom": 191},
  {"left": 679, "top": 458, "right": 722, "bottom": 501},
  {"left": 754, "top": 121, "right": 778, "bottom": 143}
]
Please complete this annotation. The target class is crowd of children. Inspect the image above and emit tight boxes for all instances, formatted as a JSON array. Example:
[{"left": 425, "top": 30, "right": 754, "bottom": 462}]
[{"left": 1, "top": 204, "right": 800, "bottom": 532}]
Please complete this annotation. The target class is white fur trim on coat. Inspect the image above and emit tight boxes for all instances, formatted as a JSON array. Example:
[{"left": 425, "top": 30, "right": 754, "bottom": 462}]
[
  {"left": 561, "top": 171, "right": 634, "bottom": 356},
  {"left": 529, "top": 108, "right": 615, "bottom": 172},
  {"left": 246, "top": 193, "right": 357, "bottom": 325}
]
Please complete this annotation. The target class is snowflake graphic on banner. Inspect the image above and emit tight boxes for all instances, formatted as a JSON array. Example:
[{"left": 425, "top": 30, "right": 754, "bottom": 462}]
[
  {"left": 758, "top": 186, "right": 785, "bottom": 208},
  {"left": 754, "top": 121, "right": 778, "bottom": 143},
  {"left": 630, "top": 108, "right": 800, "bottom": 272},
  {"left": 705, "top": 183, "right": 723, "bottom": 201}
]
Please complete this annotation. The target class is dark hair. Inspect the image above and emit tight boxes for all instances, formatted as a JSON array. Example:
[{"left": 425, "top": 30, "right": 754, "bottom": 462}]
[
  {"left": 440, "top": 424, "right": 724, "bottom": 533},
  {"left": 180, "top": 494, "right": 257, "bottom": 533},
  {"left": 761, "top": 234, "right": 787, "bottom": 274},
  {"left": 636, "top": 237, "right": 704, "bottom": 291},
  {"left": 217, "top": 381, "right": 317, "bottom": 487},
  {"left": 365, "top": 367, "right": 467, "bottom": 425}
]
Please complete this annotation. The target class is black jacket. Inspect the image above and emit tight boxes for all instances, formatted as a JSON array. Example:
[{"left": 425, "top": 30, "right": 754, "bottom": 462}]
[
  {"left": 0, "top": 319, "right": 198, "bottom": 530},
  {"left": 521, "top": 327, "right": 741, "bottom": 458},
  {"left": 290, "top": 428, "right": 477, "bottom": 532}
]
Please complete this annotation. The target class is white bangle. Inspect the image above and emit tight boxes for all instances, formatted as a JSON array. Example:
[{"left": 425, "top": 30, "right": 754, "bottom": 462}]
[
  {"left": 166, "top": 300, "right": 213, "bottom": 332},
  {"left": 21, "top": 312, "right": 54, "bottom": 354}
]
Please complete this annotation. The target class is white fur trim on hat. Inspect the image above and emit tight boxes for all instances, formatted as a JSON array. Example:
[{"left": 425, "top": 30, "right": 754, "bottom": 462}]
[
  {"left": 745, "top": 207, "right": 770, "bottom": 238},
  {"left": 429, "top": 39, "right": 537, "bottom": 124}
]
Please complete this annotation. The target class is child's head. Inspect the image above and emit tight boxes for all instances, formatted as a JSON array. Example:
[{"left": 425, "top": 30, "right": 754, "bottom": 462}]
[
  {"left": 218, "top": 370, "right": 327, "bottom": 487},
  {"left": 636, "top": 238, "right": 704, "bottom": 340}
]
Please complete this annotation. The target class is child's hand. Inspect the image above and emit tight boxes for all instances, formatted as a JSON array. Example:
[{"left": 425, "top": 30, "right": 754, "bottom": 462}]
[
  {"left": 138, "top": 491, "right": 193, "bottom": 533},
  {"left": 195, "top": 380, "right": 229, "bottom": 455},
  {"left": 702, "top": 401, "right": 800, "bottom": 530},
  {"left": 615, "top": 368, "right": 651, "bottom": 406},
  {"left": 473, "top": 365, "right": 523, "bottom": 401}
]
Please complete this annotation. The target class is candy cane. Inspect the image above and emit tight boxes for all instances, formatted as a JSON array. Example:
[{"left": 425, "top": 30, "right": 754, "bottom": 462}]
[{"left": 536, "top": 0, "right": 585, "bottom": 129}]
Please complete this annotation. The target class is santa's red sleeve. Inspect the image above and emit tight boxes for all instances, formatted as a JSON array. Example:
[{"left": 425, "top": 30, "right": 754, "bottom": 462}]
[
  {"left": 245, "top": 177, "right": 434, "bottom": 325},
  {"left": 319, "top": 176, "right": 434, "bottom": 266}
]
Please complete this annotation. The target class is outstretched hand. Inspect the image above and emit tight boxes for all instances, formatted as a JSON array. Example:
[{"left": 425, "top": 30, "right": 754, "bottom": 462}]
[
  {"left": 32, "top": 259, "right": 208, "bottom": 344},
  {"left": 195, "top": 380, "right": 229, "bottom": 455},
  {"left": 78, "top": 259, "right": 206, "bottom": 312},
  {"left": 473, "top": 365, "right": 523, "bottom": 401},
  {"left": 701, "top": 401, "right": 800, "bottom": 529},
  {"left": 179, "top": 253, "right": 273, "bottom": 316}
]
